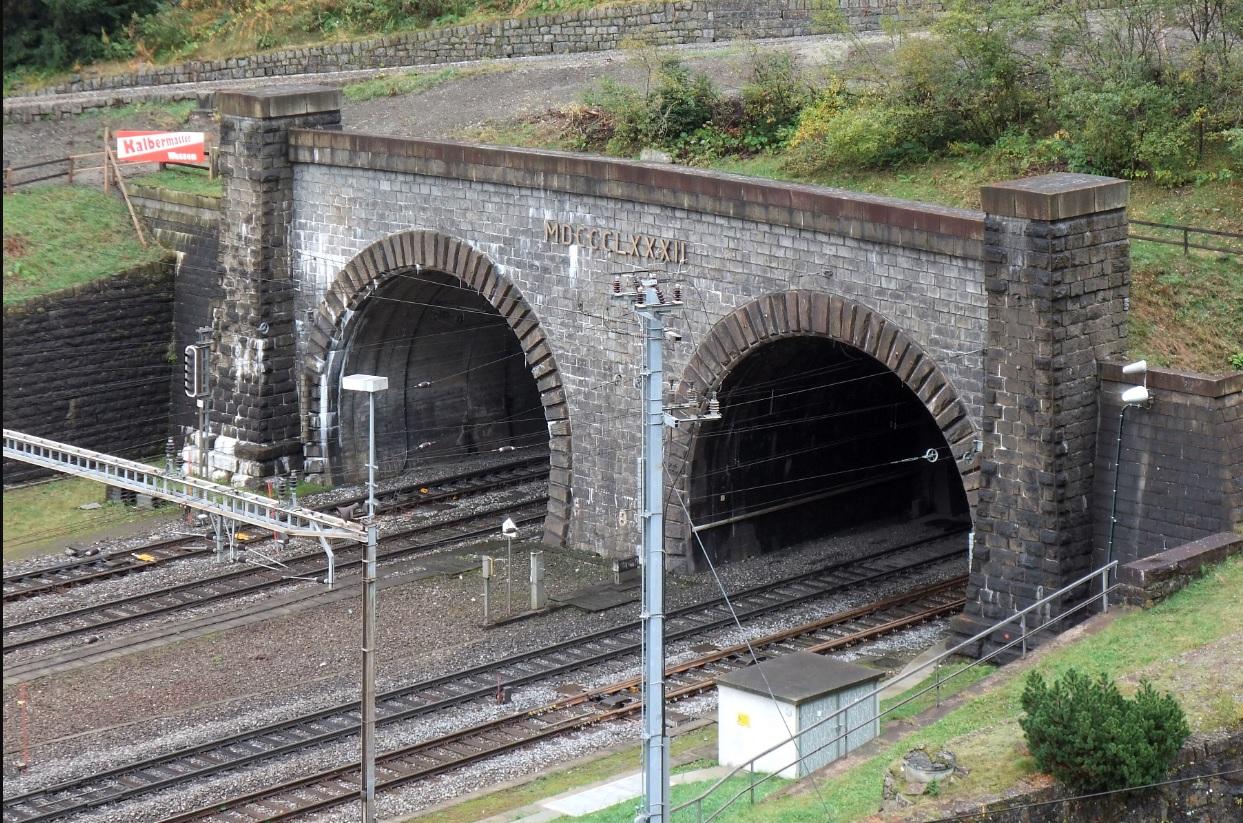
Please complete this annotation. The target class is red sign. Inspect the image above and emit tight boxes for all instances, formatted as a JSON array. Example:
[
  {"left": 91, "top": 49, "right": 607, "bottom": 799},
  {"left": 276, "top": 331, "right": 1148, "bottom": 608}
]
[{"left": 115, "top": 131, "right": 206, "bottom": 164}]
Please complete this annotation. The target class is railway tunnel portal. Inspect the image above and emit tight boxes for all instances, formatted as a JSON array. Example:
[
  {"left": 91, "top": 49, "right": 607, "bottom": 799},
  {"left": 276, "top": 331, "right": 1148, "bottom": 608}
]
[
  {"left": 200, "top": 86, "right": 1132, "bottom": 632},
  {"left": 672, "top": 317, "right": 974, "bottom": 568}
]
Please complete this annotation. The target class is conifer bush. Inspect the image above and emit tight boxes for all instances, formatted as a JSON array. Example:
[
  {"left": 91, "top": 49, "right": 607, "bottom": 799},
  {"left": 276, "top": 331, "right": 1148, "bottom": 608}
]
[{"left": 1019, "top": 669, "right": 1190, "bottom": 793}]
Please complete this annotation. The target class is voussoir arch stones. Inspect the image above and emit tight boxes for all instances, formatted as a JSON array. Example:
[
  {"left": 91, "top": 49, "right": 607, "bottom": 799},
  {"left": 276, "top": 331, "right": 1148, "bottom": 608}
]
[
  {"left": 304, "top": 229, "right": 572, "bottom": 546},
  {"left": 663, "top": 290, "right": 980, "bottom": 559}
]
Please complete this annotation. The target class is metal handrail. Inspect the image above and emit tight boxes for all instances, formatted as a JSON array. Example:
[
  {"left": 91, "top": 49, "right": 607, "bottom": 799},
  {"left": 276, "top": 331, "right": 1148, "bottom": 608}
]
[
  {"left": 2, "top": 429, "right": 363, "bottom": 541},
  {"left": 673, "top": 561, "right": 1119, "bottom": 822}
]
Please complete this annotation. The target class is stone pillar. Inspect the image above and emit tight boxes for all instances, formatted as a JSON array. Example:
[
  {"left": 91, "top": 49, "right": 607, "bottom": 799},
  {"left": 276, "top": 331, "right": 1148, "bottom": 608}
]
[
  {"left": 955, "top": 173, "right": 1130, "bottom": 648},
  {"left": 205, "top": 87, "right": 342, "bottom": 487}
]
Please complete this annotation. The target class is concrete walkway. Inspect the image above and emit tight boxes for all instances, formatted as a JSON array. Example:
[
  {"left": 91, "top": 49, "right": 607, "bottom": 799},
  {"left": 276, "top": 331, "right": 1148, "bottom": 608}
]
[{"left": 488, "top": 764, "right": 732, "bottom": 822}]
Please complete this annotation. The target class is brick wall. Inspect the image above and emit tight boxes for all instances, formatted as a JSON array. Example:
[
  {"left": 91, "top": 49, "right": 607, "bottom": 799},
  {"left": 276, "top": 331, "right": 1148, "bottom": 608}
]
[
  {"left": 2, "top": 260, "right": 177, "bottom": 483},
  {"left": 1092, "top": 365, "right": 1243, "bottom": 568},
  {"left": 5, "top": 1, "right": 943, "bottom": 122},
  {"left": 129, "top": 185, "right": 222, "bottom": 434}
]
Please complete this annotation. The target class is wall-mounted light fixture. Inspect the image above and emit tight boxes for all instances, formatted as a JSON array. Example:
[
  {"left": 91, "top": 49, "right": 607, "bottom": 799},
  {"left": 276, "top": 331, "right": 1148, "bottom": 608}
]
[{"left": 1106, "top": 360, "right": 1154, "bottom": 579}]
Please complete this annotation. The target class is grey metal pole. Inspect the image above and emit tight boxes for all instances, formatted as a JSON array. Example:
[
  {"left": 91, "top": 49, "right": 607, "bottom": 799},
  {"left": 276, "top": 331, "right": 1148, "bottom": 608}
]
[
  {"left": 361, "top": 390, "right": 378, "bottom": 823},
  {"left": 360, "top": 522, "right": 377, "bottom": 823},
  {"left": 637, "top": 283, "right": 669, "bottom": 823},
  {"left": 1105, "top": 404, "right": 1130, "bottom": 580},
  {"left": 367, "top": 392, "right": 377, "bottom": 519},
  {"left": 506, "top": 535, "right": 513, "bottom": 615},
  {"left": 197, "top": 327, "right": 211, "bottom": 482}
]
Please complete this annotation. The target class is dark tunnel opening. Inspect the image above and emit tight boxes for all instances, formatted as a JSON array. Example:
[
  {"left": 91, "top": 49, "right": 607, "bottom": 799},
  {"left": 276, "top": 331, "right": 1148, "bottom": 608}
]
[
  {"left": 688, "top": 337, "right": 970, "bottom": 565},
  {"left": 333, "top": 269, "right": 547, "bottom": 483}
]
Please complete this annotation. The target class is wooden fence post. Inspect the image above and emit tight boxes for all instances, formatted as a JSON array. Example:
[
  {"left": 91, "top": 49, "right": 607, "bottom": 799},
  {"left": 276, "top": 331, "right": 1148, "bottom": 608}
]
[
  {"left": 105, "top": 143, "right": 147, "bottom": 248},
  {"left": 103, "top": 127, "right": 111, "bottom": 195}
]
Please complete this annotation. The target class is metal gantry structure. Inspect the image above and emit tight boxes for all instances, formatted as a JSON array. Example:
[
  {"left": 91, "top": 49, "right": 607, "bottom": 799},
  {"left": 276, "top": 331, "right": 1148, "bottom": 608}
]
[
  {"left": 2, "top": 429, "right": 366, "bottom": 587},
  {"left": 611, "top": 275, "right": 720, "bottom": 823}
]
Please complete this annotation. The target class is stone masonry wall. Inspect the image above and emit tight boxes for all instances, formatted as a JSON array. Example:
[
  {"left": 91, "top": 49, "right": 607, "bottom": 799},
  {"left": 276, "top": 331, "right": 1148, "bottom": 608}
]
[
  {"left": 196, "top": 89, "right": 344, "bottom": 486},
  {"left": 5, "top": 0, "right": 943, "bottom": 122},
  {"left": 286, "top": 130, "right": 987, "bottom": 559},
  {"left": 2, "top": 260, "right": 176, "bottom": 483},
  {"left": 130, "top": 185, "right": 223, "bottom": 435},
  {"left": 1092, "top": 365, "right": 1243, "bottom": 569},
  {"left": 958, "top": 175, "right": 1131, "bottom": 645}
]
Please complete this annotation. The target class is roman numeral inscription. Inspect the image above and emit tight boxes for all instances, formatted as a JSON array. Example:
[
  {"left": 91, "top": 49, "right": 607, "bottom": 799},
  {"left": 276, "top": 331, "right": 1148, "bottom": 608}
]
[{"left": 544, "top": 220, "right": 688, "bottom": 263}]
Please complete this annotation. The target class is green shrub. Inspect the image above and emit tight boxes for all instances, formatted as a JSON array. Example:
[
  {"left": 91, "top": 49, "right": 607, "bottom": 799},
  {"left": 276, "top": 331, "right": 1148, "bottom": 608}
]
[
  {"left": 136, "top": 5, "right": 198, "bottom": 60},
  {"left": 1020, "top": 669, "right": 1189, "bottom": 794},
  {"left": 1230, "top": 352, "right": 1243, "bottom": 371},
  {"left": 583, "top": 59, "right": 718, "bottom": 154},
  {"left": 1056, "top": 76, "right": 1196, "bottom": 181},
  {"left": 649, "top": 59, "right": 718, "bottom": 143},
  {"left": 3, "top": 0, "right": 158, "bottom": 72},
  {"left": 583, "top": 77, "right": 650, "bottom": 154},
  {"left": 740, "top": 51, "right": 811, "bottom": 152},
  {"left": 784, "top": 99, "right": 910, "bottom": 174}
]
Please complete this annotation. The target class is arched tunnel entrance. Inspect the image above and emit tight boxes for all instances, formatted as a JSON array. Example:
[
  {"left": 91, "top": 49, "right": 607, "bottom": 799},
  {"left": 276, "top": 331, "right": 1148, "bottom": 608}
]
[
  {"left": 687, "top": 336, "right": 971, "bottom": 565},
  {"left": 331, "top": 268, "right": 548, "bottom": 483}
]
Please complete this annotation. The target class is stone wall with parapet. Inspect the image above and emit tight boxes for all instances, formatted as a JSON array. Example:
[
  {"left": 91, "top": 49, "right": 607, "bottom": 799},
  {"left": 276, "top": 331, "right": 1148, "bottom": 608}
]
[
  {"left": 2, "top": 260, "right": 177, "bottom": 483},
  {"left": 129, "top": 185, "right": 224, "bottom": 435},
  {"left": 4, "top": 1, "right": 943, "bottom": 122},
  {"left": 1092, "top": 364, "right": 1243, "bottom": 569}
]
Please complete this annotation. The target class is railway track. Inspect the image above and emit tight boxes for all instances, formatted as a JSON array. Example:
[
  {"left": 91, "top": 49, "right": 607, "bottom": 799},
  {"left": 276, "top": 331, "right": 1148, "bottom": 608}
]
[
  {"left": 1, "top": 456, "right": 548, "bottom": 603},
  {"left": 2, "top": 497, "right": 549, "bottom": 655},
  {"left": 162, "top": 577, "right": 968, "bottom": 822},
  {"left": 0, "top": 527, "right": 967, "bottom": 823}
]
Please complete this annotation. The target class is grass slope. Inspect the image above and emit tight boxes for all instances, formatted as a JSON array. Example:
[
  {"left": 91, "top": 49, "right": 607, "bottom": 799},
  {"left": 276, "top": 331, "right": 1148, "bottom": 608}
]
[
  {"left": 3, "top": 472, "right": 172, "bottom": 561},
  {"left": 701, "top": 557, "right": 1243, "bottom": 822},
  {"left": 130, "top": 167, "right": 223, "bottom": 197},
  {"left": 2, "top": 185, "right": 167, "bottom": 305}
]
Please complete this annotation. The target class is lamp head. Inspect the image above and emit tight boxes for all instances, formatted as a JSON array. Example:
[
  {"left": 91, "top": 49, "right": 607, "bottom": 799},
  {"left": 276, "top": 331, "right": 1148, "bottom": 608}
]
[{"left": 1121, "top": 385, "right": 1151, "bottom": 406}]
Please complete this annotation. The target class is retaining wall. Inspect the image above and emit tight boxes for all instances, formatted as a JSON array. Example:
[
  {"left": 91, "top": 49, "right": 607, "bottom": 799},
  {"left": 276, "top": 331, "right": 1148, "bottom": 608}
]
[
  {"left": 1092, "top": 365, "right": 1243, "bottom": 570},
  {"left": 963, "top": 729, "right": 1243, "bottom": 823},
  {"left": 2, "top": 259, "right": 177, "bottom": 483},
  {"left": 129, "top": 184, "right": 223, "bottom": 433},
  {"left": 4, "top": 0, "right": 943, "bottom": 122}
]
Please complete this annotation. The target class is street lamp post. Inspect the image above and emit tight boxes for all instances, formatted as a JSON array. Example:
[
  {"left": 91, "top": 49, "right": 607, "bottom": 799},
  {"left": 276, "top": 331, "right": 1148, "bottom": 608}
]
[
  {"left": 1106, "top": 361, "right": 1153, "bottom": 580},
  {"left": 341, "top": 373, "right": 389, "bottom": 823}
]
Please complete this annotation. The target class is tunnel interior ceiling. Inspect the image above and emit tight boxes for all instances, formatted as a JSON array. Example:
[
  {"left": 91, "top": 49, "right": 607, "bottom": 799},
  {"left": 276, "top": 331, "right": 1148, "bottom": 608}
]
[
  {"left": 690, "top": 337, "right": 969, "bottom": 563},
  {"left": 335, "top": 268, "right": 546, "bottom": 482}
]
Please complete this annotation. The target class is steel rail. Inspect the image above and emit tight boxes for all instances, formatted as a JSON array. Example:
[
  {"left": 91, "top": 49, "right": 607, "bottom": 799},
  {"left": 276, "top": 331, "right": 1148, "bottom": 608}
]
[
  {"left": 1, "top": 455, "right": 548, "bottom": 602},
  {"left": 158, "top": 581, "right": 966, "bottom": 822},
  {"left": 0, "top": 528, "right": 967, "bottom": 822},
  {"left": 2, "top": 499, "right": 549, "bottom": 652}
]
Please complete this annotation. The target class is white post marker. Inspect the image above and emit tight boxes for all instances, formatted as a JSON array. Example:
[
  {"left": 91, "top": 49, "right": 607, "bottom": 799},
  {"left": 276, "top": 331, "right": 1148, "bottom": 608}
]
[
  {"left": 341, "top": 373, "right": 388, "bottom": 823},
  {"left": 502, "top": 517, "right": 519, "bottom": 615}
]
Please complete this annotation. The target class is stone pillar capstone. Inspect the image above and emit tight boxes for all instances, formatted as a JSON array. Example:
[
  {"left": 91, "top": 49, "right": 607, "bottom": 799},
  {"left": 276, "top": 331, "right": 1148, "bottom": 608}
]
[
  {"left": 205, "top": 86, "right": 341, "bottom": 487},
  {"left": 955, "top": 172, "right": 1130, "bottom": 649}
]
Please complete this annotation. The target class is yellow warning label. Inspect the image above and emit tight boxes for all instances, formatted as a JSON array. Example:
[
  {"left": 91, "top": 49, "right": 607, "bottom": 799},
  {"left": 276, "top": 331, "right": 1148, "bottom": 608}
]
[{"left": 737, "top": 713, "right": 750, "bottom": 728}]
